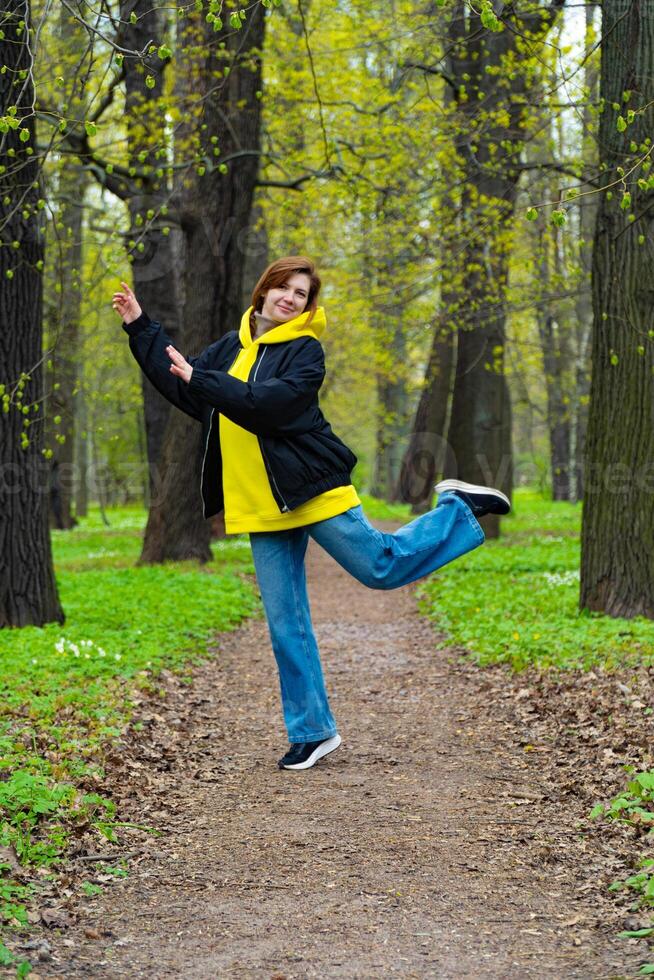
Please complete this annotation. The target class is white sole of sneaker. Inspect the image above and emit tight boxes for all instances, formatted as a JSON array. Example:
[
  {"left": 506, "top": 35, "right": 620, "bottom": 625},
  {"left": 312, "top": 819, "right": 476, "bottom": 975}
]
[
  {"left": 434, "top": 479, "right": 510, "bottom": 510},
  {"left": 281, "top": 733, "right": 342, "bottom": 771}
]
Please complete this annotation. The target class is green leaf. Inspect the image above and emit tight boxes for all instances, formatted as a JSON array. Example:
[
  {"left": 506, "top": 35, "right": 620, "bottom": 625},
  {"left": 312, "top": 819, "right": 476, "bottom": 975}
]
[
  {"left": 621, "top": 192, "right": 632, "bottom": 211},
  {"left": 618, "top": 927, "right": 654, "bottom": 938},
  {"left": 145, "top": 75, "right": 156, "bottom": 89},
  {"left": 85, "top": 121, "right": 97, "bottom": 137},
  {"left": 616, "top": 116, "right": 627, "bottom": 133},
  {"left": 550, "top": 208, "right": 566, "bottom": 227},
  {"left": 130, "top": 10, "right": 137, "bottom": 23},
  {"left": 639, "top": 965, "right": 654, "bottom": 975},
  {"left": 0, "top": 943, "right": 14, "bottom": 967},
  {"left": 158, "top": 44, "right": 172, "bottom": 60},
  {"left": 525, "top": 207, "right": 538, "bottom": 221},
  {"left": 19, "top": 128, "right": 29, "bottom": 142}
]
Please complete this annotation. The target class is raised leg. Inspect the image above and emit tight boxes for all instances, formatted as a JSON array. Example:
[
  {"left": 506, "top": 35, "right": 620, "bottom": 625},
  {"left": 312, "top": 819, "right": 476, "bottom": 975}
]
[{"left": 307, "top": 493, "right": 484, "bottom": 590}]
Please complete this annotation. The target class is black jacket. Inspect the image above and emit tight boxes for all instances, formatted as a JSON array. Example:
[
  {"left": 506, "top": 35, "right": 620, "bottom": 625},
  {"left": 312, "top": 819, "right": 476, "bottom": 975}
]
[{"left": 123, "top": 312, "right": 357, "bottom": 519}]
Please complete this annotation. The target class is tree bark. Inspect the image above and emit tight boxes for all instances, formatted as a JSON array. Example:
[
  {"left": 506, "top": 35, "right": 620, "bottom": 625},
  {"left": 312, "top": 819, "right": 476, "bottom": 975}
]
[
  {"left": 442, "top": 1, "right": 564, "bottom": 537},
  {"left": 121, "top": 0, "right": 184, "bottom": 498},
  {"left": 139, "top": 4, "right": 266, "bottom": 562},
  {"left": 580, "top": 0, "right": 654, "bottom": 618},
  {"left": 394, "top": 323, "right": 454, "bottom": 512},
  {"left": 0, "top": 2, "right": 64, "bottom": 627}
]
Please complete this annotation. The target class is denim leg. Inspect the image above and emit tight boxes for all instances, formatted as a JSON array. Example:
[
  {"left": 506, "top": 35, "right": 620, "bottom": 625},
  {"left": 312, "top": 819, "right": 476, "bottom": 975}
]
[
  {"left": 249, "top": 527, "right": 338, "bottom": 743},
  {"left": 307, "top": 492, "right": 484, "bottom": 590}
]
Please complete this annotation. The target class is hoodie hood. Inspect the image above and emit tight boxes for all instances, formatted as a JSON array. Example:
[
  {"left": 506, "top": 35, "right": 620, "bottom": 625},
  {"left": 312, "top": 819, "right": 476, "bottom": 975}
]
[{"left": 238, "top": 306, "right": 326, "bottom": 348}]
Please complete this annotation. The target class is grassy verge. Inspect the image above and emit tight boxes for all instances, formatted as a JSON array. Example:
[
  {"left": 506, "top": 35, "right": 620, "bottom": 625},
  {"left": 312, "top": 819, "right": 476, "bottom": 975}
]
[
  {"left": 416, "top": 488, "right": 654, "bottom": 670},
  {"left": 593, "top": 770, "right": 654, "bottom": 974},
  {"left": 0, "top": 505, "right": 258, "bottom": 941}
]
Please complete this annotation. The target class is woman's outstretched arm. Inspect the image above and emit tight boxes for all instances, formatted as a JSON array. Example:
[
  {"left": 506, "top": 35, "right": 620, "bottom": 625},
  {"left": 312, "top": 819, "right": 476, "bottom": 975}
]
[{"left": 113, "top": 281, "right": 206, "bottom": 421}]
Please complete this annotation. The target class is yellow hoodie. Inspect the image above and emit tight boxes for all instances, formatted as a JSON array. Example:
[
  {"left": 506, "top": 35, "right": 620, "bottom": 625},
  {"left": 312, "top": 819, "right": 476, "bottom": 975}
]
[{"left": 219, "top": 306, "right": 360, "bottom": 534}]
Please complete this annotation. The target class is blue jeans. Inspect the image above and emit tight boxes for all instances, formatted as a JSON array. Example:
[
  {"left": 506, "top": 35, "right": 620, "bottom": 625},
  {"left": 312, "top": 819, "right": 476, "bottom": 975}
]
[{"left": 249, "top": 493, "right": 484, "bottom": 743}]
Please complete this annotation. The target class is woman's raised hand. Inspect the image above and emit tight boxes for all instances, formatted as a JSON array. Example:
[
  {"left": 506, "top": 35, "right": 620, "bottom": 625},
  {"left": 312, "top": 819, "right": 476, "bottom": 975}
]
[
  {"left": 112, "top": 281, "right": 142, "bottom": 324},
  {"left": 166, "top": 345, "right": 193, "bottom": 383}
]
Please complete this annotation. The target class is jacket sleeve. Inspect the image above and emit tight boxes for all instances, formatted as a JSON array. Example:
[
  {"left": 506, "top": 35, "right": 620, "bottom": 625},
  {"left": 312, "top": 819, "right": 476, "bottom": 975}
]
[
  {"left": 186, "top": 338, "right": 325, "bottom": 437},
  {"left": 122, "top": 312, "right": 208, "bottom": 421}
]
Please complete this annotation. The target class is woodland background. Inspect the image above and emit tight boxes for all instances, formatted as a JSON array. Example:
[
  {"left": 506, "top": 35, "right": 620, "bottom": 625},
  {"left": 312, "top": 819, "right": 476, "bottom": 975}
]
[
  {"left": 0, "top": 0, "right": 651, "bottom": 622},
  {"left": 1, "top": 1, "right": 654, "bottom": 972}
]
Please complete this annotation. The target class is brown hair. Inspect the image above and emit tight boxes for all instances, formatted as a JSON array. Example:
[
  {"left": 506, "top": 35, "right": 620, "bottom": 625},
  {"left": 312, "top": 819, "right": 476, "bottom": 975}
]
[{"left": 250, "top": 256, "right": 321, "bottom": 332}]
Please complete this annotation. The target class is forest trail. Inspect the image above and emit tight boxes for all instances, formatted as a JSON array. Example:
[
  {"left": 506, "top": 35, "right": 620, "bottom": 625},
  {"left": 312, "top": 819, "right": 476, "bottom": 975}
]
[{"left": 34, "top": 525, "right": 646, "bottom": 979}]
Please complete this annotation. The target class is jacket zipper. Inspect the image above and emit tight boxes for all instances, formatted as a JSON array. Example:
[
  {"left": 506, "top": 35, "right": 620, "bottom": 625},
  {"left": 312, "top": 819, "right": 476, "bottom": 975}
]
[
  {"left": 200, "top": 409, "right": 215, "bottom": 519},
  {"left": 253, "top": 346, "right": 291, "bottom": 513}
]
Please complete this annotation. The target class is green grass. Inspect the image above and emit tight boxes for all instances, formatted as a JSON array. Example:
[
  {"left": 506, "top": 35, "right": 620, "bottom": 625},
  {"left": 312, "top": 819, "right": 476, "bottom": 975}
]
[
  {"left": 417, "top": 488, "right": 654, "bottom": 670},
  {"left": 0, "top": 506, "right": 258, "bottom": 929}
]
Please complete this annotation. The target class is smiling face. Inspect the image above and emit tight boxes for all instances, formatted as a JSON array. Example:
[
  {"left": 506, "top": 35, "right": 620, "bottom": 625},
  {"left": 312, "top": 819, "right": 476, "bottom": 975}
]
[{"left": 260, "top": 272, "right": 311, "bottom": 323}]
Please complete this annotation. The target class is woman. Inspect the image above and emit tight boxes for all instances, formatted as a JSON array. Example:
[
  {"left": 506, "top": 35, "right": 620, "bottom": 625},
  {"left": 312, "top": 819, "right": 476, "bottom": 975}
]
[{"left": 112, "top": 256, "right": 509, "bottom": 772}]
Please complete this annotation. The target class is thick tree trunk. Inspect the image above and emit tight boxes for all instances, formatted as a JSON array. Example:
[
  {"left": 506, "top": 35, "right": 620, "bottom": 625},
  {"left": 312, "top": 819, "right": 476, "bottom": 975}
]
[
  {"left": 580, "top": 0, "right": 654, "bottom": 618},
  {"left": 122, "top": 0, "right": 184, "bottom": 498},
  {"left": 394, "top": 324, "right": 454, "bottom": 512},
  {"left": 140, "top": 4, "right": 266, "bottom": 562},
  {"left": 445, "top": 273, "right": 513, "bottom": 540},
  {"left": 0, "top": 2, "right": 64, "bottom": 627},
  {"left": 440, "top": 1, "right": 563, "bottom": 537}
]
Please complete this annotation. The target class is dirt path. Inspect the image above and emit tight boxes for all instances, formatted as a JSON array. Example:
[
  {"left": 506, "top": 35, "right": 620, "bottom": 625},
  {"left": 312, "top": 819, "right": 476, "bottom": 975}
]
[{"left": 22, "top": 529, "right": 650, "bottom": 978}]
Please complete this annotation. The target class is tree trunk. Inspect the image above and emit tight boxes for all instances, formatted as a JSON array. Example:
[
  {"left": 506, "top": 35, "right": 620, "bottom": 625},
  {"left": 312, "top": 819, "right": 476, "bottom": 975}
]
[
  {"left": 0, "top": 2, "right": 64, "bottom": 627},
  {"left": 580, "top": 0, "right": 654, "bottom": 618},
  {"left": 394, "top": 323, "right": 454, "bottom": 512},
  {"left": 441, "top": 1, "right": 564, "bottom": 537},
  {"left": 139, "top": 4, "right": 266, "bottom": 562},
  {"left": 121, "top": 0, "right": 185, "bottom": 498}
]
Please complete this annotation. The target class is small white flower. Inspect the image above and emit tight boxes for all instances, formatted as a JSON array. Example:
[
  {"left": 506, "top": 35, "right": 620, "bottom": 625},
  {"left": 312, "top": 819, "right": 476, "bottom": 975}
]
[
  {"left": 98, "top": 648, "right": 106, "bottom": 657},
  {"left": 84, "top": 653, "right": 90, "bottom": 659},
  {"left": 55, "top": 640, "right": 65, "bottom": 653},
  {"left": 31, "top": 658, "right": 38, "bottom": 665},
  {"left": 543, "top": 570, "right": 579, "bottom": 587},
  {"left": 114, "top": 653, "right": 121, "bottom": 661}
]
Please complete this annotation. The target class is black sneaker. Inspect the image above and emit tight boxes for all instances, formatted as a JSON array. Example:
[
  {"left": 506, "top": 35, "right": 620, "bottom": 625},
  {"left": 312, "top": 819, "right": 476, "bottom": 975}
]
[
  {"left": 434, "top": 479, "right": 511, "bottom": 518},
  {"left": 278, "top": 733, "right": 342, "bottom": 771}
]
